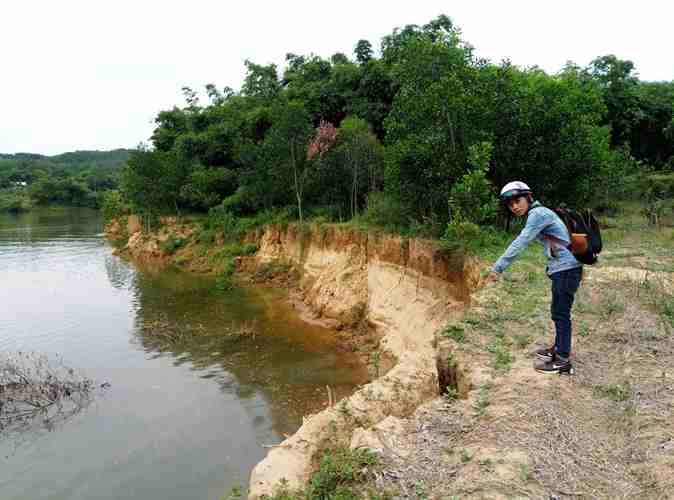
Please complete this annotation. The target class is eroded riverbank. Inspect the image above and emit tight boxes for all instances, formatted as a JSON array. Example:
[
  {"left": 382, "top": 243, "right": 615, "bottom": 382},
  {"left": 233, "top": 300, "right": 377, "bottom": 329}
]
[{"left": 106, "top": 216, "right": 482, "bottom": 497}]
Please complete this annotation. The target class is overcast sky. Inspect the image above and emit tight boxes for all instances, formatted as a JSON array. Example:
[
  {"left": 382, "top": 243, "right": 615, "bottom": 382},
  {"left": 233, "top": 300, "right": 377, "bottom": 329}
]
[{"left": 1, "top": 0, "right": 671, "bottom": 156}]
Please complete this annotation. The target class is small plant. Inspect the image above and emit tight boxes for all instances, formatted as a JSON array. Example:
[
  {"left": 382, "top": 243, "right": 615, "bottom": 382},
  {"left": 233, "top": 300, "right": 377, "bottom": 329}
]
[
  {"left": 473, "top": 383, "right": 492, "bottom": 417},
  {"left": 577, "top": 323, "right": 591, "bottom": 337},
  {"left": 160, "top": 235, "right": 185, "bottom": 255},
  {"left": 337, "top": 400, "right": 351, "bottom": 418},
  {"left": 460, "top": 449, "right": 473, "bottom": 463},
  {"left": 513, "top": 333, "right": 532, "bottom": 349},
  {"left": 442, "top": 324, "right": 465, "bottom": 343},
  {"left": 414, "top": 481, "right": 427, "bottom": 498},
  {"left": 223, "top": 485, "right": 243, "bottom": 499},
  {"left": 639, "top": 329, "right": 661, "bottom": 341},
  {"left": 214, "top": 258, "right": 236, "bottom": 292},
  {"left": 301, "top": 447, "right": 377, "bottom": 499},
  {"left": 600, "top": 292, "right": 625, "bottom": 319},
  {"left": 197, "top": 228, "right": 217, "bottom": 245},
  {"left": 594, "top": 383, "right": 631, "bottom": 402},
  {"left": 518, "top": 463, "right": 531, "bottom": 482},
  {"left": 446, "top": 351, "right": 457, "bottom": 369},
  {"left": 444, "top": 387, "right": 459, "bottom": 403},
  {"left": 486, "top": 339, "right": 513, "bottom": 374},
  {"left": 370, "top": 350, "right": 382, "bottom": 379}
]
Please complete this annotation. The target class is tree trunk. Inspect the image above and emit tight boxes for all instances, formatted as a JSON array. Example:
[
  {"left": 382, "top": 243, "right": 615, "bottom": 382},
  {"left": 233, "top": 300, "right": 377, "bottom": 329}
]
[{"left": 291, "top": 142, "right": 303, "bottom": 225}]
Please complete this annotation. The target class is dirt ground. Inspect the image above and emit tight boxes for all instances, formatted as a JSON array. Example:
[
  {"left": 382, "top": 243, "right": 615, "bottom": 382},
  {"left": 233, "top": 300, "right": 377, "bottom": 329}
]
[{"left": 358, "top": 223, "right": 674, "bottom": 500}]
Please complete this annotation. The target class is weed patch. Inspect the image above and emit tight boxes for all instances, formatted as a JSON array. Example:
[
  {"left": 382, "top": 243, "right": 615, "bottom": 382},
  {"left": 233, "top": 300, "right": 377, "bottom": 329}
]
[
  {"left": 513, "top": 333, "right": 532, "bottom": 349},
  {"left": 473, "top": 383, "right": 492, "bottom": 417},
  {"left": 441, "top": 324, "right": 465, "bottom": 343},
  {"left": 266, "top": 447, "right": 378, "bottom": 500},
  {"left": 594, "top": 383, "right": 631, "bottom": 402},
  {"left": 486, "top": 338, "right": 513, "bottom": 374}
]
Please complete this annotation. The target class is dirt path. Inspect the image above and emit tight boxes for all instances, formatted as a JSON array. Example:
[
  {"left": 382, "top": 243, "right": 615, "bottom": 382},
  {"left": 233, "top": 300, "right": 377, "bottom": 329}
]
[{"left": 360, "top": 248, "right": 674, "bottom": 499}]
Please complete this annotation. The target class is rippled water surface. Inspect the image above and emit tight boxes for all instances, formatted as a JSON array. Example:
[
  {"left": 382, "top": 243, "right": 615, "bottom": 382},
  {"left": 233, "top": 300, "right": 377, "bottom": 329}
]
[{"left": 0, "top": 208, "right": 366, "bottom": 499}]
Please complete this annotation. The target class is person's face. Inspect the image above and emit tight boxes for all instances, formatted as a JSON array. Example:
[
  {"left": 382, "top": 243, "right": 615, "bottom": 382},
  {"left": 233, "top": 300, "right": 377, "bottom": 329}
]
[{"left": 507, "top": 195, "right": 529, "bottom": 217}]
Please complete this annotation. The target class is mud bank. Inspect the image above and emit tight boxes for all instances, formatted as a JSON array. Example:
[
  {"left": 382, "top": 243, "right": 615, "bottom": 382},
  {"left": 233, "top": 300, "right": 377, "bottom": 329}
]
[
  {"left": 245, "top": 225, "right": 481, "bottom": 498},
  {"left": 106, "top": 217, "right": 482, "bottom": 498}
]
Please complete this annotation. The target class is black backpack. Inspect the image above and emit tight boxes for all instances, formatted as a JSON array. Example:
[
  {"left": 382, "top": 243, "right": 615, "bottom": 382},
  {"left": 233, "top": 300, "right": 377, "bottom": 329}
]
[{"left": 552, "top": 208, "right": 602, "bottom": 265}]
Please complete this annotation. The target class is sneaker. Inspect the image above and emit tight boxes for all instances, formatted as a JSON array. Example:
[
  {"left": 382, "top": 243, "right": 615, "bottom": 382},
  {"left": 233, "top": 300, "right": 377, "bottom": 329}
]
[
  {"left": 535, "top": 346, "right": 555, "bottom": 362},
  {"left": 535, "top": 356, "right": 574, "bottom": 375}
]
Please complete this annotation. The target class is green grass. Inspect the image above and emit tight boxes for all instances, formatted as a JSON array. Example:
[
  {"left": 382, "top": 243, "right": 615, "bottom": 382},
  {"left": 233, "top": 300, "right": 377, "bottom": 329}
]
[
  {"left": 594, "top": 383, "right": 631, "bottom": 402},
  {"left": 518, "top": 464, "right": 531, "bottom": 482},
  {"left": 212, "top": 243, "right": 258, "bottom": 261},
  {"left": 266, "top": 447, "right": 379, "bottom": 500},
  {"left": 441, "top": 324, "right": 466, "bottom": 343},
  {"left": 444, "top": 387, "right": 459, "bottom": 403},
  {"left": 486, "top": 338, "right": 513, "bottom": 375},
  {"left": 513, "top": 333, "right": 532, "bottom": 349}
]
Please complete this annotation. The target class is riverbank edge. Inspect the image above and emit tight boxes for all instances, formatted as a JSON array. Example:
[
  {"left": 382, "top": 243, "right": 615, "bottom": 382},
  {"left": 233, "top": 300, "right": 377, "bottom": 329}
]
[{"left": 105, "top": 215, "right": 484, "bottom": 498}]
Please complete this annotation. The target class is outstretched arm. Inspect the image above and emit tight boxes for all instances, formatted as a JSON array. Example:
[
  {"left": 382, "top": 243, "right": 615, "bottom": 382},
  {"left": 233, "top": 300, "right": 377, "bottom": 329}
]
[{"left": 492, "top": 209, "right": 547, "bottom": 274}]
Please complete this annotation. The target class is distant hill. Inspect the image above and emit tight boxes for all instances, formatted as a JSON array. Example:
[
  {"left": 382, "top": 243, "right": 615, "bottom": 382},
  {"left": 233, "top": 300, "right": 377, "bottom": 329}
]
[{"left": 0, "top": 149, "right": 133, "bottom": 168}]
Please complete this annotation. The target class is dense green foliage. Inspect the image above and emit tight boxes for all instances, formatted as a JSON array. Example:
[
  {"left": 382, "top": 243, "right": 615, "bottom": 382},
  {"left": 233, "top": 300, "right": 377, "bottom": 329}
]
[
  {"left": 0, "top": 150, "right": 130, "bottom": 212},
  {"left": 83, "top": 16, "right": 674, "bottom": 237}
]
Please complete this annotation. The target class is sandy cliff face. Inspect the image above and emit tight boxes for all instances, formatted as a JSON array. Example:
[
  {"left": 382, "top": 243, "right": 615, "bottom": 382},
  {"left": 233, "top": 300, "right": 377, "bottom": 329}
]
[{"left": 248, "top": 225, "right": 480, "bottom": 498}]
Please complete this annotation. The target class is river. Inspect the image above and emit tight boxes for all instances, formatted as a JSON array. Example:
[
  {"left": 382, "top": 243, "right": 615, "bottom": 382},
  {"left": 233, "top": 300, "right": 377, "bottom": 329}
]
[{"left": 0, "top": 208, "right": 367, "bottom": 499}]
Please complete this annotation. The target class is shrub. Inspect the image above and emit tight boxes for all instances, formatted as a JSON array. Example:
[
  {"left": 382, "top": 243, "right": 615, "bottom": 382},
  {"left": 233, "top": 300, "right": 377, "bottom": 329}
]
[
  {"left": 197, "top": 228, "right": 217, "bottom": 245},
  {"left": 160, "top": 235, "right": 185, "bottom": 255},
  {"left": 448, "top": 141, "right": 498, "bottom": 225},
  {"left": 100, "top": 190, "right": 128, "bottom": 223},
  {"left": 440, "top": 216, "right": 508, "bottom": 256},
  {"left": 214, "top": 257, "right": 237, "bottom": 292},
  {"left": 360, "top": 191, "right": 409, "bottom": 230},
  {"left": 442, "top": 325, "right": 465, "bottom": 343},
  {"left": 305, "top": 447, "right": 378, "bottom": 499},
  {"left": 594, "top": 383, "right": 631, "bottom": 402},
  {"left": 0, "top": 191, "right": 32, "bottom": 213}
]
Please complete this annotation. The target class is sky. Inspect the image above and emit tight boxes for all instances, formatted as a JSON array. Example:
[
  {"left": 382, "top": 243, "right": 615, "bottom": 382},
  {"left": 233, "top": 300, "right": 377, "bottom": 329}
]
[{"left": 1, "top": 0, "right": 672, "bottom": 156}]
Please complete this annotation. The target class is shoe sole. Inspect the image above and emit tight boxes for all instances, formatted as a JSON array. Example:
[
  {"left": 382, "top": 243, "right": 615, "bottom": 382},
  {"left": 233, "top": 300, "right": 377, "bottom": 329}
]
[
  {"left": 535, "top": 365, "right": 574, "bottom": 375},
  {"left": 536, "top": 353, "right": 553, "bottom": 361}
]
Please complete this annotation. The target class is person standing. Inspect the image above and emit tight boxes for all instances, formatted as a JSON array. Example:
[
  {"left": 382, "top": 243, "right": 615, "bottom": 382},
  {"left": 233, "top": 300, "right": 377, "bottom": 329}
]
[{"left": 487, "top": 181, "right": 583, "bottom": 374}]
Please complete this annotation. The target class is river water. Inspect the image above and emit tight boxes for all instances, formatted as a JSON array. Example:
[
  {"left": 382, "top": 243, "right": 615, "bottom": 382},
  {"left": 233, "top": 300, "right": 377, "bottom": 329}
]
[{"left": 0, "top": 208, "right": 367, "bottom": 499}]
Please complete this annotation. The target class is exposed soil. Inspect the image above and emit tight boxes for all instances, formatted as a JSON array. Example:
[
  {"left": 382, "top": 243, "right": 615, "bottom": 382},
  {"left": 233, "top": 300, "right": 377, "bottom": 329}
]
[
  {"left": 356, "top": 235, "right": 674, "bottom": 500},
  {"left": 106, "top": 215, "right": 674, "bottom": 499}
]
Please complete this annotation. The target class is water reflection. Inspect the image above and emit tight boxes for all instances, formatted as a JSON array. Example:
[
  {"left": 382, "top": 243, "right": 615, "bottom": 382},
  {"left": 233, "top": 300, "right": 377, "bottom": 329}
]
[
  {"left": 0, "top": 208, "right": 367, "bottom": 499},
  {"left": 127, "top": 265, "right": 367, "bottom": 438},
  {"left": 104, "top": 253, "right": 134, "bottom": 289}
]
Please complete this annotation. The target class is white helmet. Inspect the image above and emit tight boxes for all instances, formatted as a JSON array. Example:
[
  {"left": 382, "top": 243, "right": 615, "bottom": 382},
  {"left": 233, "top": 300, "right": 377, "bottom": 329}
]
[{"left": 499, "top": 181, "right": 532, "bottom": 202}]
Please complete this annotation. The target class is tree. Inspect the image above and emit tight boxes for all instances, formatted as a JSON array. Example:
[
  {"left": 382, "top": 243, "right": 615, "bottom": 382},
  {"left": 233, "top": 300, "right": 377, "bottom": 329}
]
[
  {"left": 589, "top": 55, "right": 640, "bottom": 147},
  {"left": 354, "top": 40, "right": 373, "bottom": 64},
  {"left": 242, "top": 60, "right": 281, "bottom": 101},
  {"left": 180, "top": 166, "right": 237, "bottom": 210},
  {"left": 264, "top": 101, "right": 314, "bottom": 224},
  {"left": 337, "top": 117, "right": 383, "bottom": 218},
  {"left": 121, "top": 147, "right": 195, "bottom": 222},
  {"left": 330, "top": 52, "right": 350, "bottom": 65}
]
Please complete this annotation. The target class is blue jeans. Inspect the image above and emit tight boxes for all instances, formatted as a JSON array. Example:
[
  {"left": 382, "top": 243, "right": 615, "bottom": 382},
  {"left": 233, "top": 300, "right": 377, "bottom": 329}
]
[{"left": 550, "top": 267, "right": 582, "bottom": 359}]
